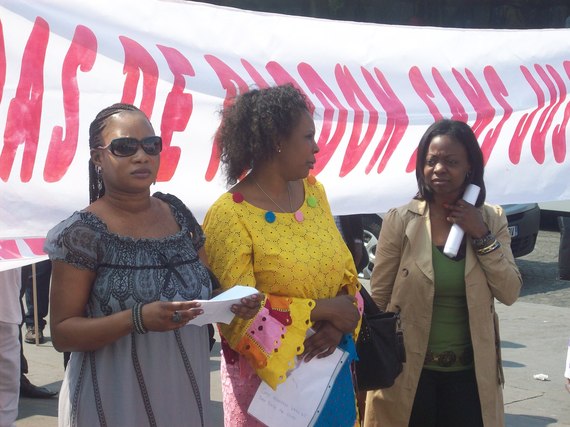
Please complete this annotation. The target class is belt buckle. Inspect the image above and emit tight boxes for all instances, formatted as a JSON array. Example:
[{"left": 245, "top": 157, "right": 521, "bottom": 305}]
[
  {"left": 424, "top": 347, "right": 473, "bottom": 367},
  {"left": 436, "top": 351, "right": 456, "bottom": 367}
]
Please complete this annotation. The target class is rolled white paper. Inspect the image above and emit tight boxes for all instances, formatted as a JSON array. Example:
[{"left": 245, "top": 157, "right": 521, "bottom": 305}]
[{"left": 443, "top": 184, "right": 481, "bottom": 258}]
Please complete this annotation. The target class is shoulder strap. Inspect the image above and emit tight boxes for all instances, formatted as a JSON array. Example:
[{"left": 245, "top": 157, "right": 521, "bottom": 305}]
[
  {"left": 359, "top": 286, "right": 382, "bottom": 316},
  {"left": 153, "top": 191, "right": 186, "bottom": 214},
  {"left": 153, "top": 191, "right": 200, "bottom": 229},
  {"left": 153, "top": 191, "right": 204, "bottom": 244}
]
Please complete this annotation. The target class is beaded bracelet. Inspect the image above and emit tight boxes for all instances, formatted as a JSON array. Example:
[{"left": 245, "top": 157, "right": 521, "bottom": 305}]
[
  {"left": 477, "top": 239, "right": 501, "bottom": 255},
  {"left": 471, "top": 230, "right": 495, "bottom": 250},
  {"left": 132, "top": 302, "right": 148, "bottom": 334}
]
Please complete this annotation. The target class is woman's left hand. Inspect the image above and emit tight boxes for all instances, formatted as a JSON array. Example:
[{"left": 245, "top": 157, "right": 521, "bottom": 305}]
[
  {"left": 301, "top": 321, "right": 343, "bottom": 362},
  {"left": 445, "top": 199, "right": 488, "bottom": 238},
  {"left": 230, "top": 293, "right": 263, "bottom": 319}
]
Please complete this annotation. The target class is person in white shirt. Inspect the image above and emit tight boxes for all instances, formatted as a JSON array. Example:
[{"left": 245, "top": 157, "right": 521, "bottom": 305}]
[
  {"left": 0, "top": 268, "right": 22, "bottom": 427},
  {"left": 565, "top": 339, "right": 570, "bottom": 394}
]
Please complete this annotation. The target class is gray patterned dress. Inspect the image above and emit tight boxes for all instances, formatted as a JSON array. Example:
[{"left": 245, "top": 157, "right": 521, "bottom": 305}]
[{"left": 44, "top": 193, "right": 212, "bottom": 427}]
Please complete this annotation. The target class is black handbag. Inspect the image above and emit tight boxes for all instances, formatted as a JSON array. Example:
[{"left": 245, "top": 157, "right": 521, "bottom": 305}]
[{"left": 355, "top": 287, "right": 406, "bottom": 390}]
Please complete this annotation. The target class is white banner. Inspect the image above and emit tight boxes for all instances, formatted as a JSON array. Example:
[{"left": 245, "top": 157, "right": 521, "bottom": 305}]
[
  {"left": 1, "top": 0, "right": 569, "bottom": 265},
  {"left": 0, "top": 237, "right": 48, "bottom": 271}
]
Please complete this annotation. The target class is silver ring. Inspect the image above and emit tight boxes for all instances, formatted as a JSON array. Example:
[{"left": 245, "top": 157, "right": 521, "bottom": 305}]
[{"left": 172, "top": 310, "right": 182, "bottom": 323}]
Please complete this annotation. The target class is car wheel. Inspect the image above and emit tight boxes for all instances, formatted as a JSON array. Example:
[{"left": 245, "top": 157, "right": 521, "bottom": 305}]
[{"left": 360, "top": 215, "right": 382, "bottom": 280}]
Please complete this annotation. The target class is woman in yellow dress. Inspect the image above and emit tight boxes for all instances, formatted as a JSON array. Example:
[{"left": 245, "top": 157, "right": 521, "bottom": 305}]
[{"left": 203, "top": 84, "right": 362, "bottom": 426}]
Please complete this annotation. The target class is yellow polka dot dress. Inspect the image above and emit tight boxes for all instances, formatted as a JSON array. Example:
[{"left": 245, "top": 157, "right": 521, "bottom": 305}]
[{"left": 203, "top": 176, "right": 360, "bottom": 425}]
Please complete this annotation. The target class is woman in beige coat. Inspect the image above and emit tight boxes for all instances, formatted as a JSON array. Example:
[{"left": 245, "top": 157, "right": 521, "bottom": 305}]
[{"left": 364, "top": 119, "right": 522, "bottom": 427}]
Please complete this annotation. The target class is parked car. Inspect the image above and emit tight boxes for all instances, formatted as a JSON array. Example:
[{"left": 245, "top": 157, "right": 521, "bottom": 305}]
[
  {"left": 359, "top": 203, "right": 540, "bottom": 279},
  {"left": 538, "top": 200, "right": 570, "bottom": 230}
]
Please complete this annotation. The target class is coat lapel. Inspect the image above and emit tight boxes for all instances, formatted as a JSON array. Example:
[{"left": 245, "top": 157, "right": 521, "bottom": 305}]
[
  {"left": 405, "top": 200, "right": 434, "bottom": 281},
  {"left": 465, "top": 206, "right": 489, "bottom": 278}
]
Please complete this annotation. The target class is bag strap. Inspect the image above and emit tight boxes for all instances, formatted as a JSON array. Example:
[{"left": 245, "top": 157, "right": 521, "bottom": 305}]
[
  {"left": 359, "top": 286, "right": 382, "bottom": 316},
  {"left": 360, "top": 286, "right": 402, "bottom": 325}
]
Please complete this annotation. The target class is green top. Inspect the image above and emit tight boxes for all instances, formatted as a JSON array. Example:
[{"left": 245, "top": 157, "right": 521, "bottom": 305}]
[{"left": 425, "top": 245, "right": 473, "bottom": 371}]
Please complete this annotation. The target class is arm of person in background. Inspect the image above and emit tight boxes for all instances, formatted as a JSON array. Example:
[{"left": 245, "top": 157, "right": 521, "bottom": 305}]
[
  {"left": 338, "top": 214, "right": 364, "bottom": 269},
  {"left": 369, "top": 208, "right": 405, "bottom": 311}
]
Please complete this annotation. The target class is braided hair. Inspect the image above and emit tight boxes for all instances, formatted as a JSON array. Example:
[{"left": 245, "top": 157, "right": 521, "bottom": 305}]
[{"left": 88, "top": 103, "right": 142, "bottom": 203}]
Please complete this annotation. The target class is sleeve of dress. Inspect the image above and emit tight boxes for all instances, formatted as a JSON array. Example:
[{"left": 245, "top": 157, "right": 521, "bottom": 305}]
[
  {"left": 369, "top": 208, "right": 405, "bottom": 311},
  {"left": 43, "top": 214, "right": 99, "bottom": 271},
  {"left": 203, "top": 200, "right": 317, "bottom": 390},
  {"left": 476, "top": 205, "right": 522, "bottom": 306}
]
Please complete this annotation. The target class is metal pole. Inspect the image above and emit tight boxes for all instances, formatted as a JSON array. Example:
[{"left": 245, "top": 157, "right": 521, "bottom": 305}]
[
  {"left": 559, "top": 216, "right": 570, "bottom": 281},
  {"left": 32, "top": 262, "right": 40, "bottom": 345}
]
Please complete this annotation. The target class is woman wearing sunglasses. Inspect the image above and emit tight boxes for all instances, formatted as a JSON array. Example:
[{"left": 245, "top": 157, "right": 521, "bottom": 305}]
[{"left": 44, "top": 103, "right": 259, "bottom": 427}]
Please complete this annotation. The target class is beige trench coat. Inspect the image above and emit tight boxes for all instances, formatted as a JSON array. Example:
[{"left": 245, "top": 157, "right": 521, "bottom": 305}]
[{"left": 364, "top": 199, "right": 522, "bottom": 427}]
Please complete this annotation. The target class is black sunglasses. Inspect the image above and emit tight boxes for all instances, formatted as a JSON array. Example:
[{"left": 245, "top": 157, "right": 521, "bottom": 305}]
[{"left": 97, "top": 136, "right": 162, "bottom": 157}]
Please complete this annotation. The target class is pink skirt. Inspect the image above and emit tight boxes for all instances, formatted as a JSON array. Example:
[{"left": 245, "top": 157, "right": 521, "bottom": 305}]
[{"left": 220, "top": 352, "right": 267, "bottom": 427}]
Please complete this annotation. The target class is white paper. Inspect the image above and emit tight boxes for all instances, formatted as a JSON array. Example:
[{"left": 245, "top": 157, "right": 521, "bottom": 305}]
[
  {"left": 247, "top": 347, "right": 348, "bottom": 427},
  {"left": 443, "top": 184, "right": 481, "bottom": 258},
  {"left": 186, "top": 285, "right": 259, "bottom": 326}
]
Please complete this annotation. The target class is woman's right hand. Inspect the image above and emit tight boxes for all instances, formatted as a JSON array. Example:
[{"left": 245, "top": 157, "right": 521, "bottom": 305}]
[
  {"left": 141, "top": 300, "right": 204, "bottom": 332},
  {"left": 312, "top": 295, "right": 360, "bottom": 334},
  {"left": 302, "top": 321, "right": 343, "bottom": 362},
  {"left": 231, "top": 293, "right": 263, "bottom": 320}
]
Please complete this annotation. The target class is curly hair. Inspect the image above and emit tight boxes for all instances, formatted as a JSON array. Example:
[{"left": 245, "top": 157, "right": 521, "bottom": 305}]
[
  {"left": 216, "top": 84, "right": 311, "bottom": 185},
  {"left": 415, "top": 119, "right": 486, "bottom": 207},
  {"left": 88, "top": 103, "right": 146, "bottom": 203}
]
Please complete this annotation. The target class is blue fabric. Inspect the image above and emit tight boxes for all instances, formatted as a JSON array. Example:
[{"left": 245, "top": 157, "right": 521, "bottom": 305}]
[{"left": 313, "top": 334, "right": 357, "bottom": 427}]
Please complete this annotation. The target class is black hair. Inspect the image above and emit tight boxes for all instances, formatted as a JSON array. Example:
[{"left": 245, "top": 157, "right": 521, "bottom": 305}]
[
  {"left": 88, "top": 103, "right": 143, "bottom": 203},
  {"left": 415, "top": 119, "right": 486, "bottom": 207},
  {"left": 216, "top": 83, "right": 311, "bottom": 186}
]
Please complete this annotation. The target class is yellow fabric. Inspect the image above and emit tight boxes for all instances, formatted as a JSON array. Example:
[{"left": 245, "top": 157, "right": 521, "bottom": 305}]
[{"left": 203, "top": 178, "right": 359, "bottom": 388}]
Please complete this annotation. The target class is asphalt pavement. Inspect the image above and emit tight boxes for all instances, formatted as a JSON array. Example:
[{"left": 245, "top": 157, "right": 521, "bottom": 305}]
[{"left": 15, "top": 230, "right": 570, "bottom": 426}]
